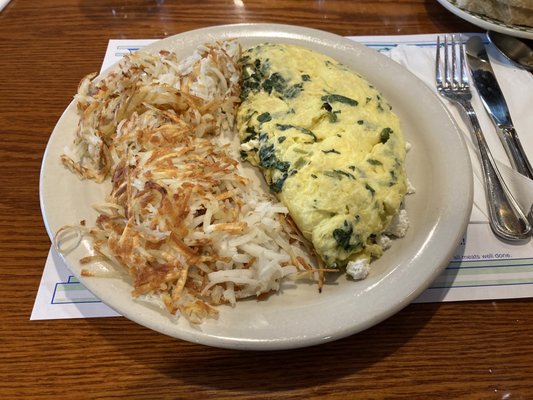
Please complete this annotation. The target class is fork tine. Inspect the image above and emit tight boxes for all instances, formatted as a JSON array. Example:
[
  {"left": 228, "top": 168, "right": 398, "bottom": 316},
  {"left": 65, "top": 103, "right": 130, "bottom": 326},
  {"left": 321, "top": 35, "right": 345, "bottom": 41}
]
[
  {"left": 443, "top": 35, "right": 449, "bottom": 88},
  {"left": 459, "top": 41, "right": 468, "bottom": 87},
  {"left": 451, "top": 35, "right": 459, "bottom": 87},
  {"left": 435, "top": 36, "right": 442, "bottom": 87}
]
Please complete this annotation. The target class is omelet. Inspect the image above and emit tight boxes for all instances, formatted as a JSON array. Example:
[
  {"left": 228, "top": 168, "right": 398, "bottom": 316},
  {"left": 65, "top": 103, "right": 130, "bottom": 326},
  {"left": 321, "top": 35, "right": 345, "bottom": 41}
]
[{"left": 237, "top": 43, "right": 407, "bottom": 270}]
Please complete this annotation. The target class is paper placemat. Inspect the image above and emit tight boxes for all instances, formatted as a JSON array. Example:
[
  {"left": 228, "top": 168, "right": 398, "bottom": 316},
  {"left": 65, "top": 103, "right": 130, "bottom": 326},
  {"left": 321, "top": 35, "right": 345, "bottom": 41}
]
[{"left": 31, "top": 34, "right": 533, "bottom": 320}]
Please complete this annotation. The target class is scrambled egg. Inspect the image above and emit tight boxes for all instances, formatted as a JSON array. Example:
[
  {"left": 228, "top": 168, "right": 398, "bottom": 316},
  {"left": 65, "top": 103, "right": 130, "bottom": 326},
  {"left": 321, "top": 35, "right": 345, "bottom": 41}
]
[{"left": 237, "top": 43, "right": 407, "bottom": 269}]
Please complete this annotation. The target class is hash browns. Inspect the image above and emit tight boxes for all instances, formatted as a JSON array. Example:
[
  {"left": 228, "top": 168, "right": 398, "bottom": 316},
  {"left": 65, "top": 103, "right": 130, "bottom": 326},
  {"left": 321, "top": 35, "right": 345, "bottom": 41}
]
[{"left": 58, "top": 41, "right": 318, "bottom": 323}]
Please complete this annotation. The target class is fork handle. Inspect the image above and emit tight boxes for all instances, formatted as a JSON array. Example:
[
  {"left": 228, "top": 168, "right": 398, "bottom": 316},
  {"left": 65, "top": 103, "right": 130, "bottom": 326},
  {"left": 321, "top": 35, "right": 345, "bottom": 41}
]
[{"left": 462, "top": 102, "right": 532, "bottom": 241}]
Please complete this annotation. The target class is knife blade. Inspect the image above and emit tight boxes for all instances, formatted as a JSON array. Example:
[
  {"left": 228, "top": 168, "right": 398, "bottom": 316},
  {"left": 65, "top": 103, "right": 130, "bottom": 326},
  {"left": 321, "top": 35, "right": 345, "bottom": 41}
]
[{"left": 465, "top": 35, "right": 533, "bottom": 180}]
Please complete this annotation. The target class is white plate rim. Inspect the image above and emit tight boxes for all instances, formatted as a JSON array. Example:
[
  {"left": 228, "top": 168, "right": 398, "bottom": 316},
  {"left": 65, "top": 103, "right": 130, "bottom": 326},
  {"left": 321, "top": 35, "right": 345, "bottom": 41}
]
[
  {"left": 436, "top": 0, "right": 533, "bottom": 39},
  {"left": 40, "top": 23, "right": 473, "bottom": 350}
]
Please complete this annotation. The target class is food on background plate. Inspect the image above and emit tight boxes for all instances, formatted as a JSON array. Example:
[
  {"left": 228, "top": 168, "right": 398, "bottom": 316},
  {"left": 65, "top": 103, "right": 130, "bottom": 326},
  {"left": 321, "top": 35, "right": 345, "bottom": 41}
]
[
  {"left": 237, "top": 43, "right": 410, "bottom": 278},
  {"left": 455, "top": 0, "right": 533, "bottom": 27}
]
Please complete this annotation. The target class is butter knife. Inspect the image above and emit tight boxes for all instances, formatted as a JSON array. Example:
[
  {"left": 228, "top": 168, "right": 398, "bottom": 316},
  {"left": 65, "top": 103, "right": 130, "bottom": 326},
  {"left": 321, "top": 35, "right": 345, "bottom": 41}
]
[{"left": 465, "top": 35, "right": 533, "bottom": 180}]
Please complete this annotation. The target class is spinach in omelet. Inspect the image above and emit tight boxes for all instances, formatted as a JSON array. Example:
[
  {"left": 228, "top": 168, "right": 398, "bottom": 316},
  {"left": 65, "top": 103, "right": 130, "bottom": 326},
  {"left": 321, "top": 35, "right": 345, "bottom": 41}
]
[{"left": 237, "top": 43, "right": 407, "bottom": 269}]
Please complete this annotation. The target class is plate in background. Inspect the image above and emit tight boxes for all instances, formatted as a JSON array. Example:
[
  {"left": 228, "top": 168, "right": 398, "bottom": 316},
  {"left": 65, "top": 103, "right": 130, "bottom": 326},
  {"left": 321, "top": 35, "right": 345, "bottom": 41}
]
[{"left": 437, "top": 0, "right": 533, "bottom": 40}]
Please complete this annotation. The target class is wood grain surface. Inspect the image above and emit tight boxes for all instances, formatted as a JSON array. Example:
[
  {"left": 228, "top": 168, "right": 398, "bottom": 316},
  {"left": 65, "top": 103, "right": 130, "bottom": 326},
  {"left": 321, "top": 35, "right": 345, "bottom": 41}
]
[{"left": 1, "top": 0, "right": 532, "bottom": 398}]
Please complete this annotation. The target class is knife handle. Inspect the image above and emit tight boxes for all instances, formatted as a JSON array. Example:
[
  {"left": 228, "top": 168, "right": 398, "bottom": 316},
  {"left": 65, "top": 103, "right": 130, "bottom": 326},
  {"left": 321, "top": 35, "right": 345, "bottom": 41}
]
[
  {"left": 500, "top": 126, "right": 533, "bottom": 180},
  {"left": 462, "top": 102, "right": 532, "bottom": 241}
]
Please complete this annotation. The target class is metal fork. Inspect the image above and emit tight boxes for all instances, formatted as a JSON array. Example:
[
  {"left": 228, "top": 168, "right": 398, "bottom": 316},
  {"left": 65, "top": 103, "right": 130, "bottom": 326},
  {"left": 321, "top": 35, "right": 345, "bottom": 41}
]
[{"left": 436, "top": 35, "right": 531, "bottom": 241}]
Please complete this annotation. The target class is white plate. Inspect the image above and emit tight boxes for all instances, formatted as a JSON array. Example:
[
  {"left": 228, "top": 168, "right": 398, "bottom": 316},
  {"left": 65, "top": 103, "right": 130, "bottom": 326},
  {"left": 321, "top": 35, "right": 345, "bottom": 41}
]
[
  {"left": 437, "top": 0, "right": 533, "bottom": 40},
  {"left": 40, "top": 23, "right": 473, "bottom": 350}
]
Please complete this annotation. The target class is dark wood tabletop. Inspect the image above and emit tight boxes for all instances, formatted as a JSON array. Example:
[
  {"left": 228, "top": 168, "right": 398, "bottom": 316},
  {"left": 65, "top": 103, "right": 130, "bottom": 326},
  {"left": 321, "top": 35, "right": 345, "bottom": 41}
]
[{"left": 2, "top": 0, "right": 533, "bottom": 398}]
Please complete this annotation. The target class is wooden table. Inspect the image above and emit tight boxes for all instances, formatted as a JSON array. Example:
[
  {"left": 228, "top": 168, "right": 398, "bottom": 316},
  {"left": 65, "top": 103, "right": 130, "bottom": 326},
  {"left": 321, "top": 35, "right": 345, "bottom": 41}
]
[{"left": 2, "top": 0, "right": 532, "bottom": 398}]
